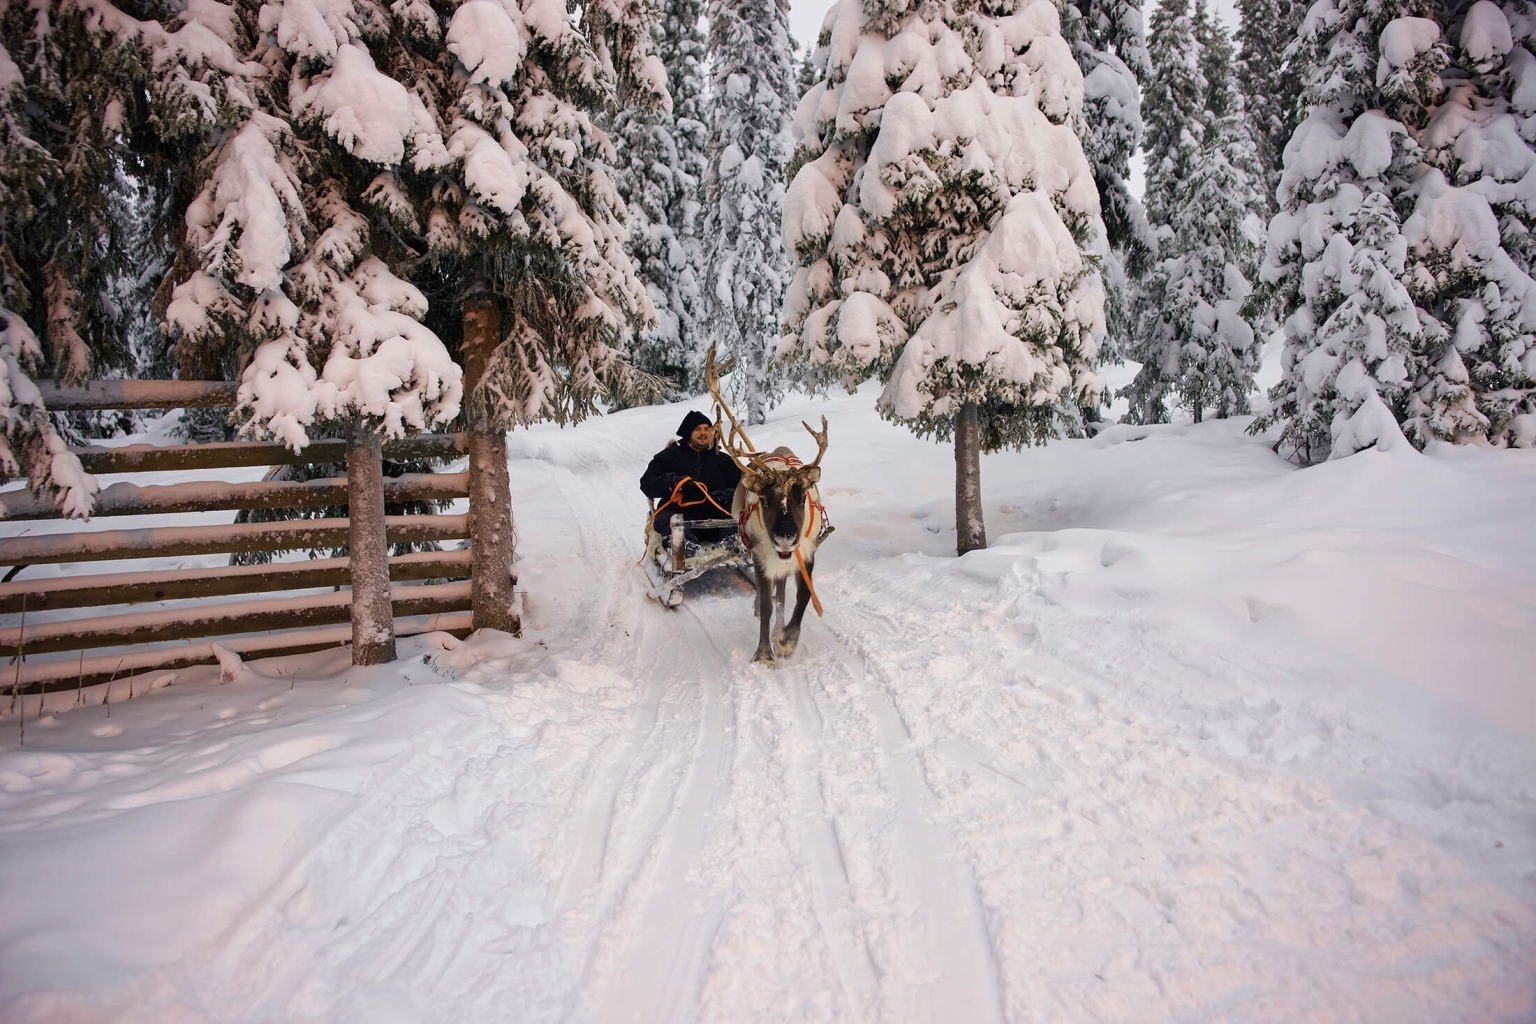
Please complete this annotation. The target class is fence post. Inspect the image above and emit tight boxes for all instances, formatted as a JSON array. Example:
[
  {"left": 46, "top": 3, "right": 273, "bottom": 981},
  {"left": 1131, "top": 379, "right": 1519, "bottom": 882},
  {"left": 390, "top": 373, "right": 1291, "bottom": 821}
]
[
  {"left": 346, "top": 419, "right": 397, "bottom": 664},
  {"left": 462, "top": 291, "right": 520, "bottom": 635}
]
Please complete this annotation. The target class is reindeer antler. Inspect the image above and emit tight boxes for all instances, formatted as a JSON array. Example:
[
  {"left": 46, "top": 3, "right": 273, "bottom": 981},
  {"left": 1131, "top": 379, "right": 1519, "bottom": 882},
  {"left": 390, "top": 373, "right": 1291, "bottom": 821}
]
[
  {"left": 704, "top": 343, "right": 759, "bottom": 468},
  {"left": 802, "top": 416, "right": 829, "bottom": 470}
]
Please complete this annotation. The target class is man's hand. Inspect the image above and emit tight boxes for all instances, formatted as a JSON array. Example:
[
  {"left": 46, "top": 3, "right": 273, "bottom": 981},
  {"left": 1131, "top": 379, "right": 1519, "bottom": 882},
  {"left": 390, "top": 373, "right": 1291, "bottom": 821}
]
[{"left": 711, "top": 488, "right": 735, "bottom": 511}]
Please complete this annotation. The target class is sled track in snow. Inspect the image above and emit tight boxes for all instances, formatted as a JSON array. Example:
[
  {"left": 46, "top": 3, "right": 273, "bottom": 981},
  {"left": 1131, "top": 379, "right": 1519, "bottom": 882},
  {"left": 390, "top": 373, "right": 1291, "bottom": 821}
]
[
  {"left": 526, "top": 432, "right": 1009, "bottom": 1022},
  {"left": 518, "top": 426, "right": 1531, "bottom": 1023}
]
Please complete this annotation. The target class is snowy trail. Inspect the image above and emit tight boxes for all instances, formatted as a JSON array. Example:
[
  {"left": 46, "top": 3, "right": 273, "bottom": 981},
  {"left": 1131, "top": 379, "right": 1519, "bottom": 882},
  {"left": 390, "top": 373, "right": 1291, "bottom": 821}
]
[
  {"left": 513, "top": 421, "right": 1015, "bottom": 1022},
  {"left": 2, "top": 394, "right": 1534, "bottom": 1023}
]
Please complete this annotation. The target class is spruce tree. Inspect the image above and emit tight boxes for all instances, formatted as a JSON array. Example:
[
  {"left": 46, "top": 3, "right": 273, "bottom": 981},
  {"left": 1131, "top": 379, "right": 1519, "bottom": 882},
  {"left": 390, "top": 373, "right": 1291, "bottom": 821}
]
[
  {"left": 1260, "top": 0, "right": 1536, "bottom": 457},
  {"left": 0, "top": 0, "right": 208, "bottom": 515},
  {"left": 155, "top": 0, "right": 473, "bottom": 661},
  {"left": 782, "top": 0, "right": 1106, "bottom": 553},
  {"left": 1400, "top": 0, "right": 1536, "bottom": 448},
  {"left": 1195, "top": 0, "right": 1234, "bottom": 117},
  {"left": 704, "top": 0, "right": 796, "bottom": 425},
  {"left": 1140, "top": 0, "right": 1207, "bottom": 226},
  {"left": 1059, "top": 0, "right": 1154, "bottom": 366},
  {"left": 609, "top": 0, "right": 710, "bottom": 396},
  {"left": 1143, "top": 100, "right": 1268, "bottom": 422},
  {"left": 1123, "top": 0, "right": 1207, "bottom": 422},
  {"left": 1254, "top": 0, "right": 1439, "bottom": 461},
  {"left": 797, "top": 40, "right": 819, "bottom": 97},
  {"left": 165, "top": 14, "right": 464, "bottom": 454},
  {"left": 414, "top": 0, "right": 667, "bottom": 431},
  {"left": 1234, "top": 0, "right": 1307, "bottom": 192}
]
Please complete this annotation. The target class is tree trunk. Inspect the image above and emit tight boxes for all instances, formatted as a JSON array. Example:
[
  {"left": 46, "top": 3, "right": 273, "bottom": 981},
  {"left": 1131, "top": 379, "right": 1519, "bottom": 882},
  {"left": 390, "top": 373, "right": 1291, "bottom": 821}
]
[
  {"left": 462, "top": 290, "right": 520, "bottom": 634},
  {"left": 955, "top": 401, "right": 986, "bottom": 555},
  {"left": 347, "top": 419, "right": 396, "bottom": 665}
]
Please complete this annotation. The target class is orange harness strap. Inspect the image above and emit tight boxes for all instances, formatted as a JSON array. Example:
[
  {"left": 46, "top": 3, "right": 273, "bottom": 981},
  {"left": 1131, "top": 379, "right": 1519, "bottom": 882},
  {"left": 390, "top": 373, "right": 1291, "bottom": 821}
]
[
  {"left": 638, "top": 476, "right": 735, "bottom": 565},
  {"left": 795, "top": 548, "right": 824, "bottom": 617},
  {"left": 648, "top": 476, "right": 734, "bottom": 535}
]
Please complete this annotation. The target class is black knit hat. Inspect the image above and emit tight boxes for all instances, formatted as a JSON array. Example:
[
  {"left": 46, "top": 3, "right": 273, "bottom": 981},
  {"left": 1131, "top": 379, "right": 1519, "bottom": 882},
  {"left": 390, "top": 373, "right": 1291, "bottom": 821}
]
[{"left": 677, "top": 410, "right": 713, "bottom": 438}]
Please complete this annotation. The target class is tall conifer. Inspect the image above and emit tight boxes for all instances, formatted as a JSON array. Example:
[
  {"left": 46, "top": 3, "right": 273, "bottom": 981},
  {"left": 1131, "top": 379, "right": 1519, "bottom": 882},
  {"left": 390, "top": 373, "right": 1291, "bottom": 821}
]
[
  {"left": 1260, "top": 0, "right": 1536, "bottom": 458},
  {"left": 610, "top": 0, "right": 710, "bottom": 395},
  {"left": 1124, "top": 0, "right": 1207, "bottom": 421},
  {"left": 703, "top": 0, "right": 796, "bottom": 425},
  {"left": 1401, "top": 0, "right": 1536, "bottom": 447},
  {"left": 782, "top": 0, "right": 1106, "bottom": 553},
  {"left": 1256, "top": 0, "right": 1439, "bottom": 460},
  {"left": 1060, "top": 0, "right": 1154, "bottom": 366}
]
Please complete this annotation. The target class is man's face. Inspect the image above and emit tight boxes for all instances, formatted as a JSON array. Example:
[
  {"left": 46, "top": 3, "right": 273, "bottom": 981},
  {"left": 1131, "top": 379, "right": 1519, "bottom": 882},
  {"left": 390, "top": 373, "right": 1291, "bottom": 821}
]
[{"left": 689, "top": 422, "right": 715, "bottom": 450}]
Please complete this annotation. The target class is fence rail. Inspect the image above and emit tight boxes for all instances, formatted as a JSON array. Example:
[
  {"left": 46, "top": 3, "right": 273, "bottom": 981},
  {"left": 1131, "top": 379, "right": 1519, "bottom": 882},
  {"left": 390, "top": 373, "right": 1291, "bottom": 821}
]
[
  {"left": 1, "top": 380, "right": 491, "bottom": 695},
  {"left": 35, "top": 380, "right": 239, "bottom": 410},
  {"left": 71, "top": 433, "right": 467, "bottom": 474},
  {"left": 0, "top": 549, "right": 473, "bottom": 613},
  {"left": 0, "top": 472, "right": 469, "bottom": 521}
]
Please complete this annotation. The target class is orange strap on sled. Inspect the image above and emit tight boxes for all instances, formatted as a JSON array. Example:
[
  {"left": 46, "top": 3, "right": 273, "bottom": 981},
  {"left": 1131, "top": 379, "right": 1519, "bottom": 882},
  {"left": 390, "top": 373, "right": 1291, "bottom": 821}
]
[
  {"left": 639, "top": 476, "right": 733, "bottom": 565},
  {"left": 647, "top": 476, "right": 734, "bottom": 535}
]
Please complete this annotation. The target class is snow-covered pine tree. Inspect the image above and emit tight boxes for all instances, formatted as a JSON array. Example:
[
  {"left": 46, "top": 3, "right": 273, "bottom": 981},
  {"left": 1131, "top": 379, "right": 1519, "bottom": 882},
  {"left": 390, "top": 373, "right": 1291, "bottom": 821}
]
[
  {"left": 797, "top": 39, "right": 819, "bottom": 96},
  {"left": 409, "top": 0, "right": 668, "bottom": 631},
  {"left": 1400, "top": 0, "right": 1536, "bottom": 447},
  {"left": 609, "top": 0, "right": 710, "bottom": 396},
  {"left": 1234, "top": 0, "right": 1307, "bottom": 192},
  {"left": 161, "top": 0, "right": 466, "bottom": 661},
  {"left": 1195, "top": 0, "right": 1234, "bottom": 117},
  {"left": 704, "top": 0, "right": 796, "bottom": 425},
  {"left": 1122, "top": 0, "right": 1206, "bottom": 421},
  {"left": 186, "top": 0, "right": 665, "bottom": 638},
  {"left": 1140, "top": 0, "right": 1206, "bottom": 225},
  {"left": 1132, "top": 7, "right": 1266, "bottom": 423},
  {"left": 782, "top": 0, "right": 1106, "bottom": 553},
  {"left": 409, "top": 0, "right": 666, "bottom": 429},
  {"left": 1253, "top": 0, "right": 1440, "bottom": 461},
  {"left": 1059, "top": 0, "right": 1154, "bottom": 367},
  {"left": 0, "top": 0, "right": 215, "bottom": 516},
  {"left": 1142, "top": 101, "right": 1269, "bottom": 421}
]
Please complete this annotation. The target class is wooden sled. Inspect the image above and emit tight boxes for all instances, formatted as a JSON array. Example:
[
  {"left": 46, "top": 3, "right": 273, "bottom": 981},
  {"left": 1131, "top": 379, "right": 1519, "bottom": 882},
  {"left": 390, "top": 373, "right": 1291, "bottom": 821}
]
[{"left": 641, "top": 512, "right": 752, "bottom": 608}]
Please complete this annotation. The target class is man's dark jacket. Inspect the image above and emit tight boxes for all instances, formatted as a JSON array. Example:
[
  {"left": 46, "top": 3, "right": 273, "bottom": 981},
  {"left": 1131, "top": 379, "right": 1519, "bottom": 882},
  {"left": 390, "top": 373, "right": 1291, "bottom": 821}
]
[{"left": 641, "top": 441, "right": 742, "bottom": 513}]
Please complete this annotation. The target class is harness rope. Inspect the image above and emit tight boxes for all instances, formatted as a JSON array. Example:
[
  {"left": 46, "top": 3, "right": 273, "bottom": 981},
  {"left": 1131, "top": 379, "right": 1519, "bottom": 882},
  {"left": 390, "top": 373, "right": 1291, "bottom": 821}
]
[
  {"left": 637, "top": 475, "right": 736, "bottom": 566},
  {"left": 796, "top": 549, "right": 824, "bottom": 616},
  {"left": 651, "top": 475, "right": 734, "bottom": 530}
]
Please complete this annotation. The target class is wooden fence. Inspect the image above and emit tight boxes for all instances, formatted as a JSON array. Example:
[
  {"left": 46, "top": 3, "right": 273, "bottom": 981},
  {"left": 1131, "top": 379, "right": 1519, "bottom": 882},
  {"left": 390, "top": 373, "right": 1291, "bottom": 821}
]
[{"left": 0, "top": 381, "right": 488, "bottom": 694}]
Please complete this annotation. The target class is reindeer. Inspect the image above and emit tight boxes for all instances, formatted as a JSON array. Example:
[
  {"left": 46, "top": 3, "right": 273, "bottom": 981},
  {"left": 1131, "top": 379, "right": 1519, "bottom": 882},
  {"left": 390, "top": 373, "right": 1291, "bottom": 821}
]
[
  {"left": 706, "top": 347, "right": 832, "bottom": 664},
  {"left": 733, "top": 424, "right": 830, "bottom": 663}
]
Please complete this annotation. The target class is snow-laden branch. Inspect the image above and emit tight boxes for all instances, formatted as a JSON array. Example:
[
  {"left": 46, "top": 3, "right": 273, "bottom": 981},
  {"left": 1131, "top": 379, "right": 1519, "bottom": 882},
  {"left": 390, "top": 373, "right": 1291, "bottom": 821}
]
[{"left": 0, "top": 309, "right": 97, "bottom": 519}]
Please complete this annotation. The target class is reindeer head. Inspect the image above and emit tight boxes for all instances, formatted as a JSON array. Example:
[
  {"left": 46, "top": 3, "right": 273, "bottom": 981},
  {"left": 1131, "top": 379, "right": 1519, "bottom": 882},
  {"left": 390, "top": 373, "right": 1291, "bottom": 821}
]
[{"left": 739, "top": 418, "right": 828, "bottom": 559}]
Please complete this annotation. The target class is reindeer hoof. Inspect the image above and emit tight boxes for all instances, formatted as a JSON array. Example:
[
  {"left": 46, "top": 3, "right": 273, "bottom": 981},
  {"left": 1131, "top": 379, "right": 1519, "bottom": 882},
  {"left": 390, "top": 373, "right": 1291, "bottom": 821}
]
[
  {"left": 773, "top": 629, "right": 800, "bottom": 658},
  {"left": 751, "top": 647, "right": 778, "bottom": 666}
]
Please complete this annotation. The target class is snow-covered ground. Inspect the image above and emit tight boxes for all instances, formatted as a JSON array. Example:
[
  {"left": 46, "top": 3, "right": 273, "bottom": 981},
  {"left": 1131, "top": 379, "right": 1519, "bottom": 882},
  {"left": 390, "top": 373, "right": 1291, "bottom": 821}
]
[{"left": 2, "top": 385, "right": 1534, "bottom": 1022}]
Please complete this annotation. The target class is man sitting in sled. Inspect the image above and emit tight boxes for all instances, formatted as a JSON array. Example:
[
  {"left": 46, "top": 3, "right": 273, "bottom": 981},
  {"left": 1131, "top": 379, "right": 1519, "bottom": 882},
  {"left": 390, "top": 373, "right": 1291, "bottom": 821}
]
[{"left": 641, "top": 410, "right": 742, "bottom": 549}]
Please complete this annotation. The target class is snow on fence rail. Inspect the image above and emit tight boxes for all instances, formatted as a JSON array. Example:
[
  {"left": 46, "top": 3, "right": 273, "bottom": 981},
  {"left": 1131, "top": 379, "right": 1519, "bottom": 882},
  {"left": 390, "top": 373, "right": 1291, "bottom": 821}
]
[{"left": 0, "top": 382, "right": 488, "bottom": 694}]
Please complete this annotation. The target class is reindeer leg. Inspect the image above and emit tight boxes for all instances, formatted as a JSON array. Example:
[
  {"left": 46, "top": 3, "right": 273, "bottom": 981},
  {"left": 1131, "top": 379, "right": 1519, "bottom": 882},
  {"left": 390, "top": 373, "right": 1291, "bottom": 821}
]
[
  {"left": 775, "top": 555, "right": 815, "bottom": 659},
  {"left": 752, "top": 559, "right": 777, "bottom": 664},
  {"left": 773, "top": 578, "right": 787, "bottom": 636}
]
